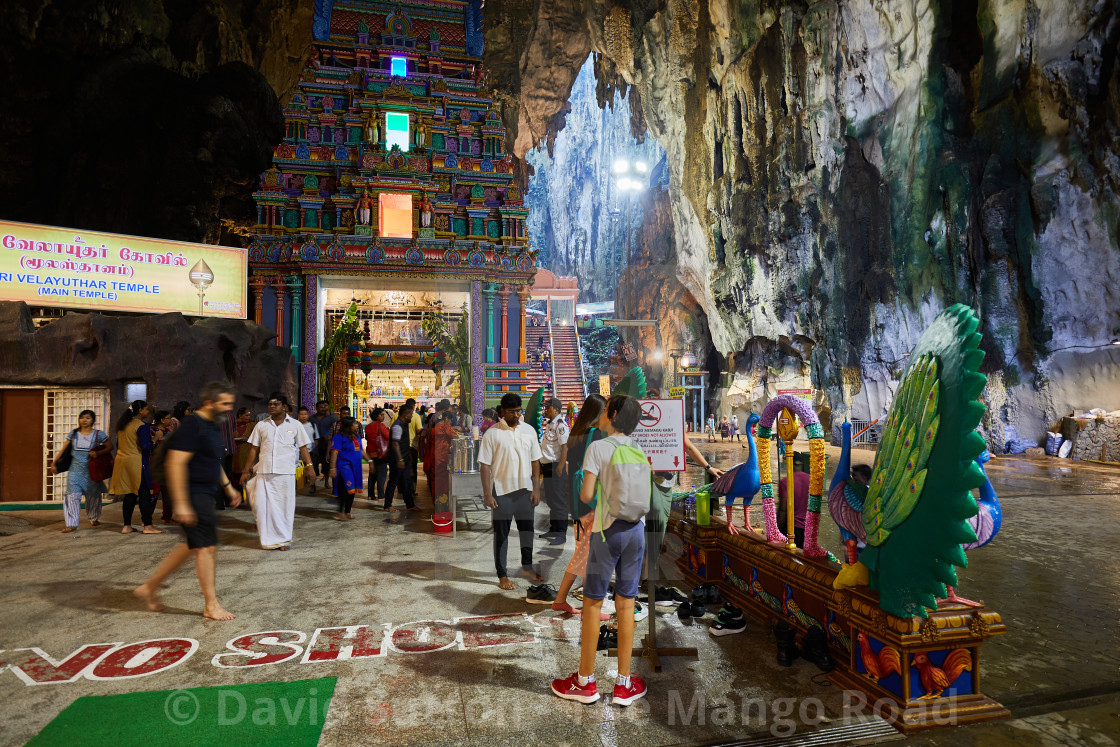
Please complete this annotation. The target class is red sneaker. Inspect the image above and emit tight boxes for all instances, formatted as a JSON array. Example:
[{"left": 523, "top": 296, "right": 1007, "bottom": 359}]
[
  {"left": 550, "top": 673, "right": 600, "bottom": 703},
  {"left": 612, "top": 675, "right": 647, "bottom": 706}
]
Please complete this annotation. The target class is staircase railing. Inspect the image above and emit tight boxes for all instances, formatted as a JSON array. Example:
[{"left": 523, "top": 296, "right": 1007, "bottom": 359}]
[
  {"left": 546, "top": 320, "right": 558, "bottom": 399},
  {"left": 572, "top": 323, "right": 588, "bottom": 401}
]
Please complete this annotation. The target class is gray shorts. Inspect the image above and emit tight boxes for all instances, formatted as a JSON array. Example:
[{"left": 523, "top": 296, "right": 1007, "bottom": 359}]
[{"left": 584, "top": 519, "right": 645, "bottom": 600}]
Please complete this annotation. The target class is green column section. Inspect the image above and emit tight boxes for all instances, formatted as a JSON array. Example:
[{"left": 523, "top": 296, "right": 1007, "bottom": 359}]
[
  {"left": 484, "top": 284, "right": 496, "bottom": 364},
  {"left": 287, "top": 275, "right": 304, "bottom": 366}
]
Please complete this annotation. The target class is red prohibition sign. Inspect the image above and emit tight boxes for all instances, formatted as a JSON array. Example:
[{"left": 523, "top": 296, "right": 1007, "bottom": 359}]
[{"left": 640, "top": 402, "right": 662, "bottom": 427}]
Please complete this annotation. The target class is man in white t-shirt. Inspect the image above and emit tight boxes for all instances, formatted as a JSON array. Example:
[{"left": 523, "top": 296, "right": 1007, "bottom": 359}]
[
  {"left": 478, "top": 393, "right": 545, "bottom": 594},
  {"left": 538, "top": 396, "right": 570, "bottom": 545},
  {"left": 242, "top": 393, "right": 314, "bottom": 550}
]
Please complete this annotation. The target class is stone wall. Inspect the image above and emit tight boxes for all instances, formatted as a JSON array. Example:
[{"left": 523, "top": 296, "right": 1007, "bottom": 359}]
[{"left": 0, "top": 302, "right": 295, "bottom": 420}]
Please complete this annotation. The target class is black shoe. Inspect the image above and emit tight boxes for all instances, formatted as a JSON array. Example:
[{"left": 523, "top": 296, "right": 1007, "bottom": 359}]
[
  {"left": 715, "top": 602, "right": 744, "bottom": 621},
  {"left": 677, "top": 602, "right": 694, "bottom": 621},
  {"left": 597, "top": 625, "right": 618, "bottom": 651},
  {"left": 548, "top": 535, "right": 566, "bottom": 546},
  {"left": 538, "top": 532, "right": 559, "bottom": 539},
  {"left": 526, "top": 584, "right": 558, "bottom": 604},
  {"left": 709, "top": 617, "right": 747, "bottom": 636},
  {"left": 664, "top": 587, "right": 689, "bottom": 605}
]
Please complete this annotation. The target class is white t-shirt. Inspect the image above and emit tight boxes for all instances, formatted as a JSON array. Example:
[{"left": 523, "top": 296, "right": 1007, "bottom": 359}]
[
  {"left": 582, "top": 434, "right": 645, "bottom": 532},
  {"left": 248, "top": 415, "right": 313, "bottom": 474},
  {"left": 540, "top": 415, "right": 569, "bottom": 464},
  {"left": 477, "top": 420, "right": 542, "bottom": 496}
]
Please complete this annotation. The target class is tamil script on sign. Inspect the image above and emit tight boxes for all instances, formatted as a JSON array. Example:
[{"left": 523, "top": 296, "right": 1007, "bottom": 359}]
[{"left": 631, "top": 398, "right": 686, "bottom": 471}]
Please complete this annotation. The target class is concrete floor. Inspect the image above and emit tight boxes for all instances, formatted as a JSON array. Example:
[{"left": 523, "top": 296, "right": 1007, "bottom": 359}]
[{"left": 1, "top": 440, "right": 1118, "bottom": 746}]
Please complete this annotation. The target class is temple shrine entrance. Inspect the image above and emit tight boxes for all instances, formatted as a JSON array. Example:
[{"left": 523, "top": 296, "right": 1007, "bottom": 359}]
[{"left": 318, "top": 278, "right": 470, "bottom": 418}]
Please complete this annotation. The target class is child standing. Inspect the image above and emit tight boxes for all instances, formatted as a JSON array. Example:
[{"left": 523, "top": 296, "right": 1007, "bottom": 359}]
[{"left": 551, "top": 395, "right": 650, "bottom": 706}]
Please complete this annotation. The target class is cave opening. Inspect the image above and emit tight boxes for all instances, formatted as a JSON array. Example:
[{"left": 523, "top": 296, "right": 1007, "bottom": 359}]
[{"left": 524, "top": 55, "right": 664, "bottom": 306}]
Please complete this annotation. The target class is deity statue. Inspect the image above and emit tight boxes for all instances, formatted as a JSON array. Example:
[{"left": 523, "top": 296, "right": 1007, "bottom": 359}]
[
  {"left": 416, "top": 119, "right": 428, "bottom": 149},
  {"left": 420, "top": 194, "right": 433, "bottom": 227},
  {"left": 356, "top": 189, "right": 374, "bottom": 225},
  {"left": 364, "top": 111, "right": 379, "bottom": 145}
]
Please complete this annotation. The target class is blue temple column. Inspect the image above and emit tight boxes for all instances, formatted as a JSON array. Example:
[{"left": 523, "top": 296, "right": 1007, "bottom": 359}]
[{"left": 302, "top": 274, "right": 319, "bottom": 410}]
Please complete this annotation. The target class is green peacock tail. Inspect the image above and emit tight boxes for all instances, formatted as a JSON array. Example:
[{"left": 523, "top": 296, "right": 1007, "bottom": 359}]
[
  {"left": 859, "top": 304, "right": 987, "bottom": 618},
  {"left": 524, "top": 386, "right": 545, "bottom": 438},
  {"left": 612, "top": 366, "right": 647, "bottom": 399}
]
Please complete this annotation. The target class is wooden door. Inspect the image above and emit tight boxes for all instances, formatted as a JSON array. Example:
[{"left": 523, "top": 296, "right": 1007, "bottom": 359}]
[{"left": 0, "top": 389, "right": 45, "bottom": 501}]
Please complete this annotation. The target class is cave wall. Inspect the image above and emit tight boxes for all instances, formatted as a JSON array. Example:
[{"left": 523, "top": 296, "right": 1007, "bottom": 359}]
[
  {"left": 486, "top": 0, "right": 1120, "bottom": 442},
  {"left": 0, "top": 0, "right": 314, "bottom": 245},
  {"left": 524, "top": 57, "right": 664, "bottom": 302}
]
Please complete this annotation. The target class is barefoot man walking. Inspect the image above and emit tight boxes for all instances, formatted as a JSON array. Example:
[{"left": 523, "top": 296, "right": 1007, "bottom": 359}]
[
  {"left": 134, "top": 382, "right": 242, "bottom": 620},
  {"left": 479, "top": 393, "right": 546, "bottom": 593}
]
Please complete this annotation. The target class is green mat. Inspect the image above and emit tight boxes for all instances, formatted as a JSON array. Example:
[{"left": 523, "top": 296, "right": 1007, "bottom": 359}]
[{"left": 30, "top": 677, "right": 336, "bottom": 746}]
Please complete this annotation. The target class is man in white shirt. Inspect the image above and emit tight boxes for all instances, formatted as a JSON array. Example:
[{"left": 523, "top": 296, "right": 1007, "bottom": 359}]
[
  {"left": 538, "top": 397, "right": 571, "bottom": 545},
  {"left": 242, "top": 393, "right": 314, "bottom": 550},
  {"left": 478, "top": 393, "right": 545, "bottom": 592}
]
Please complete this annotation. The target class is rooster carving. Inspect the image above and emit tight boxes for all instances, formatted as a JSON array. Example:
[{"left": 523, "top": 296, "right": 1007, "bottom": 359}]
[
  {"left": 912, "top": 650, "right": 973, "bottom": 699},
  {"left": 857, "top": 632, "right": 901, "bottom": 683}
]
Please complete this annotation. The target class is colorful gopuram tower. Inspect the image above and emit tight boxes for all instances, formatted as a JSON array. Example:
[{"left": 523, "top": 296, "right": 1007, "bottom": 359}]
[{"left": 246, "top": 0, "right": 535, "bottom": 416}]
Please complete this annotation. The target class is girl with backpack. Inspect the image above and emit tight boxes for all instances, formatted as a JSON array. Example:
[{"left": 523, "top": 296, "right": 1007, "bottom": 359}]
[
  {"left": 552, "top": 395, "right": 650, "bottom": 706},
  {"left": 550, "top": 394, "right": 607, "bottom": 615}
]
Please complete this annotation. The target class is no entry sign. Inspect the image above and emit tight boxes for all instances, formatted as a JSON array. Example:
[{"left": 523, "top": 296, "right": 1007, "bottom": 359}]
[{"left": 632, "top": 398, "right": 686, "bottom": 471}]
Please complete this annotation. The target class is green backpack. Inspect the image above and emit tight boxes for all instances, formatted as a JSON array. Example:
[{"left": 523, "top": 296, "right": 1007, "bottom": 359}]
[{"left": 595, "top": 436, "right": 652, "bottom": 535}]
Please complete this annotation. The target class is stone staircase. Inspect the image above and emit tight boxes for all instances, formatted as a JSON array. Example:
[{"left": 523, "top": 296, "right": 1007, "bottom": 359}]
[{"left": 524, "top": 324, "right": 586, "bottom": 408}]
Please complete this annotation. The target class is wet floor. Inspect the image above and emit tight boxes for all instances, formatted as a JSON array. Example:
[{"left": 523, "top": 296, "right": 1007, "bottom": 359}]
[{"left": 0, "top": 443, "right": 1118, "bottom": 745}]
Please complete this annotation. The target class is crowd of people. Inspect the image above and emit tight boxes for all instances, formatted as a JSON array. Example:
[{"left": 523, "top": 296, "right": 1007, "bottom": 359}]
[{"left": 46, "top": 378, "right": 848, "bottom": 706}]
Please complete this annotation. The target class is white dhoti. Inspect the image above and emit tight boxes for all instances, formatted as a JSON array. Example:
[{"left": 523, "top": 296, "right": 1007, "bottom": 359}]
[{"left": 250, "top": 473, "right": 296, "bottom": 549}]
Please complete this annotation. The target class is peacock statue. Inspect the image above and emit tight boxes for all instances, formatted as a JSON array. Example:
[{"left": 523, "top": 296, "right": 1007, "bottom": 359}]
[
  {"left": 611, "top": 366, "right": 647, "bottom": 399},
  {"left": 939, "top": 449, "right": 1002, "bottom": 607},
  {"left": 828, "top": 421, "right": 870, "bottom": 585},
  {"left": 711, "top": 413, "right": 761, "bottom": 534},
  {"left": 523, "top": 386, "right": 545, "bottom": 438},
  {"left": 831, "top": 304, "right": 988, "bottom": 619}
]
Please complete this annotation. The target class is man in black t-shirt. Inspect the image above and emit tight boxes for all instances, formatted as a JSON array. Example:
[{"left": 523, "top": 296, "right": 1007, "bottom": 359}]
[{"left": 134, "top": 382, "right": 242, "bottom": 621}]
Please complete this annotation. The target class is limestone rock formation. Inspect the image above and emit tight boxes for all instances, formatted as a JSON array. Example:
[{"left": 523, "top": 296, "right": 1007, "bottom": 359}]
[
  {"left": 525, "top": 58, "right": 664, "bottom": 302},
  {"left": 487, "top": 0, "right": 1120, "bottom": 443},
  {"left": 0, "top": 302, "right": 295, "bottom": 415}
]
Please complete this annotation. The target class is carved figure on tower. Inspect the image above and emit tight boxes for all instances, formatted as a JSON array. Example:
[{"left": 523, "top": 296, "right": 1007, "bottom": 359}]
[
  {"left": 417, "top": 119, "right": 428, "bottom": 150},
  {"left": 420, "top": 194, "right": 433, "bottom": 227},
  {"left": 364, "top": 111, "right": 379, "bottom": 145},
  {"left": 356, "top": 189, "right": 374, "bottom": 225}
]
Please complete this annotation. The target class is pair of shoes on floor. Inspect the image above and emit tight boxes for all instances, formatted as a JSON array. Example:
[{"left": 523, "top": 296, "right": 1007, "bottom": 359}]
[
  {"left": 677, "top": 600, "right": 709, "bottom": 621},
  {"left": 691, "top": 583, "right": 721, "bottom": 607},
  {"left": 640, "top": 586, "right": 687, "bottom": 607},
  {"left": 596, "top": 625, "right": 618, "bottom": 651},
  {"left": 709, "top": 602, "right": 747, "bottom": 636},
  {"left": 604, "top": 601, "right": 647, "bottom": 628},
  {"left": 526, "top": 583, "right": 558, "bottom": 604},
  {"left": 551, "top": 673, "right": 647, "bottom": 705}
]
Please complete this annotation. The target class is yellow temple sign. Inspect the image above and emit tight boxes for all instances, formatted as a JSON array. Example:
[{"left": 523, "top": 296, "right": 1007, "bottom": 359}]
[{"left": 0, "top": 220, "right": 247, "bottom": 318}]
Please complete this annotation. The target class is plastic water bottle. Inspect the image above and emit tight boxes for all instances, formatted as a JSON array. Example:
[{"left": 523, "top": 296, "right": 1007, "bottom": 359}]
[{"left": 686, "top": 485, "right": 697, "bottom": 522}]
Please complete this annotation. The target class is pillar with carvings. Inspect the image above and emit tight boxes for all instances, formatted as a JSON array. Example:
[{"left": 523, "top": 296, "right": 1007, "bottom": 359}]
[
  {"left": 483, "top": 283, "right": 496, "bottom": 364},
  {"left": 470, "top": 280, "right": 484, "bottom": 422},
  {"left": 249, "top": 276, "right": 268, "bottom": 325},
  {"left": 516, "top": 286, "right": 529, "bottom": 364},
  {"left": 302, "top": 274, "right": 319, "bottom": 409},
  {"left": 287, "top": 275, "right": 304, "bottom": 367},
  {"left": 273, "top": 277, "right": 288, "bottom": 348},
  {"left": 498, "top": 285, "right": 511, "bottom": 364}
]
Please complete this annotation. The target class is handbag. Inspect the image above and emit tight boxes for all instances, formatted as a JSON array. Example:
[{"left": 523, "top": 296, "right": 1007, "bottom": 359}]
[
  {"left": 54, "top": 432, "right": 75, "bottom": 474},
  {"left": 88, "top": 431, "right": 114, "bottom": 482}
]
